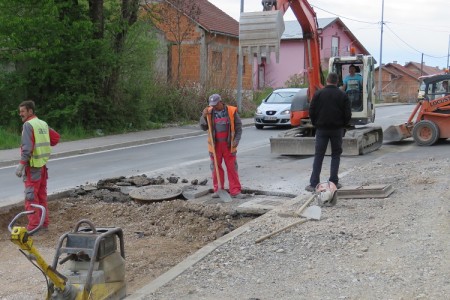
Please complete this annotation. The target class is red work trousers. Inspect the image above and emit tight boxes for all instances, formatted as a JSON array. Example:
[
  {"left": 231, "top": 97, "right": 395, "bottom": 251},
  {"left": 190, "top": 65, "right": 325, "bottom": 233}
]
[
  {"left": 23, "top": 166, "right": 49, "bottom": 231},
  {"left": 210, "top": 142, "right": 241, "bottom": 196}
]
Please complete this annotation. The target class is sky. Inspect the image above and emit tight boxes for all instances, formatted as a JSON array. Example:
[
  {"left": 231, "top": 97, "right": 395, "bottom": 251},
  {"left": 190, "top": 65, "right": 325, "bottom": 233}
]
[{"left": 208, "top": 0, "right": 450, "bottom": 69}]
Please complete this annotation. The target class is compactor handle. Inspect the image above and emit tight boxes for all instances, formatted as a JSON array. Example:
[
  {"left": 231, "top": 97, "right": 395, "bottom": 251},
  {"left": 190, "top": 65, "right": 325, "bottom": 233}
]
[
  {"left": 7, "top": 204, "right": 46, "bottom": 235},
  {"left": 73, "top": 219, "right": 97, "bottom": 234}
]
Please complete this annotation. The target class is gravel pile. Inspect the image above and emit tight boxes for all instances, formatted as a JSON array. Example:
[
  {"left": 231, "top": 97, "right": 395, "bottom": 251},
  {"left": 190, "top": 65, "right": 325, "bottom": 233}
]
[{"left": 146, "top": 156, "right": 450, "bottom": 300}]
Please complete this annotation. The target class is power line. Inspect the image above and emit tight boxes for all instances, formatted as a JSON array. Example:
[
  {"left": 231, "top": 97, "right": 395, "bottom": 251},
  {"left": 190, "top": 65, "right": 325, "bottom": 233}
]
[
  {"left": 311, "top": 4, "right": 378, "bottom": 24},
  {"left": 312, "top": 4, "right": 448, "bottom": 33},
  {"left": 312, "top": 4, "right": 448, "bottom": 61},
  {"left": 385, "top": 24, "right": 448, "bottom": 59}
]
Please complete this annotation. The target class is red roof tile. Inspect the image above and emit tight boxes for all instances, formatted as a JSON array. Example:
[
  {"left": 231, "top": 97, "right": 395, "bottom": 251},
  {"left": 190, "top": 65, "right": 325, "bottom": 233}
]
[
  {"left": 404, "top": 61, "right": 441, "bottom": 76},
  {"left": 167, "top": 0, "right": 239, "bottom": 36},
  {"left": 385, "top": 63, "right": 419, "bottom": 80},
  {"left": 197, "top": 0, "right": 239, "bottom": 36}
]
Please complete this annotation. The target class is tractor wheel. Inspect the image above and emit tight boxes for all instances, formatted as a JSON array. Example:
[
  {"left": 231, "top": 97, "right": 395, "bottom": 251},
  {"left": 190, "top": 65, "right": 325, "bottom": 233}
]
[{"left": 412, "top": 120, "right": 440, "bottom": 146}]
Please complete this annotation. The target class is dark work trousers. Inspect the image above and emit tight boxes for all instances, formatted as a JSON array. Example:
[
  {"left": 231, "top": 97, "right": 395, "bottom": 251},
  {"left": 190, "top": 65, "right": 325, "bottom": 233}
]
[{"left": 309, "top": 128, "right": 344, "bottom": 187}]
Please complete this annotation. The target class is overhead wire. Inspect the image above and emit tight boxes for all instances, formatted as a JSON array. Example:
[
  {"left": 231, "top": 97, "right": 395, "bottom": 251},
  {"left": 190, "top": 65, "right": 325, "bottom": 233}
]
[
  {"left": 310, "top": 4, "right": 378, "bottom": 25},
  {"left": 384, "top": 24, "right": 448, "bottom": 59},
  {"left": 311, "top": 4, "right": 449, "bottom": 61}
]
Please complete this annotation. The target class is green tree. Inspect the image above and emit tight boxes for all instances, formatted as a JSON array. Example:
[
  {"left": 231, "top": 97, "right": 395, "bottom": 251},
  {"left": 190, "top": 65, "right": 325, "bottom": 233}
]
[{"left": 0, "top": 0, "right": 153, "bottom": 133}]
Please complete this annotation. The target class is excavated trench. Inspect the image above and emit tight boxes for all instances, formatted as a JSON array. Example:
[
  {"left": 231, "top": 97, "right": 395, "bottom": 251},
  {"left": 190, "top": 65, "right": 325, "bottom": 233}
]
[{"left": 0, "top": 174, "right": 295, "bottom": 297}]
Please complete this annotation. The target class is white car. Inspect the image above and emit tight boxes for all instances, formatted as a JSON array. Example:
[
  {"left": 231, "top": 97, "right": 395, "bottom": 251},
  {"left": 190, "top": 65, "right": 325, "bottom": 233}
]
[{"left": 254, "top": 88, "right": 303, "bottom": 129}]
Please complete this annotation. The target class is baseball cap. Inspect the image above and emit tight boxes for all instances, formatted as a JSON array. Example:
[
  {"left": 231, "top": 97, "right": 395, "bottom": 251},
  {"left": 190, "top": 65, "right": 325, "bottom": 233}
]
[{"left": 208, "top": 94, "right": 221, "bottom": 106}]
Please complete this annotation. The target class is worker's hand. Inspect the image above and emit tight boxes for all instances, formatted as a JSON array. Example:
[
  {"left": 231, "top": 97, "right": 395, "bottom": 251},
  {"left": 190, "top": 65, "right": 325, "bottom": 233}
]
[
  {"left": 232, "top": 141, "right": 239, "bottom": 147},
  {"left": 202, "top": 107, "right": 210, "bottom": 118},
  {"left": 15, "top": 164, "right": 25, "bottom": 178}
]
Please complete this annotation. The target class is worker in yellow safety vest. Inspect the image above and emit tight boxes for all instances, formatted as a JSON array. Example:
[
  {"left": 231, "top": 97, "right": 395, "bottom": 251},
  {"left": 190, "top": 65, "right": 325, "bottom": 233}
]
[{"left": 15, "top": 100, "right": 60, "bottom": 232}]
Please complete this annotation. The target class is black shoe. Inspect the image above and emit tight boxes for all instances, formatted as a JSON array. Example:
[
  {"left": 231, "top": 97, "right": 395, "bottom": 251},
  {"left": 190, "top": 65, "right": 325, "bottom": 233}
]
[
  {"left": 305, "top": 185, "right": 315, "bottom": 192},
  {"left": 336, "top": 183, "right": 343, "bottom": 189}
]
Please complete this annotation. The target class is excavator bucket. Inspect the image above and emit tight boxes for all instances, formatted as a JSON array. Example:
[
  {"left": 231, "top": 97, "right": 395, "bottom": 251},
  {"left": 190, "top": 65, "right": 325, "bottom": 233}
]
[
  {"left": 239, "top": 10, "right": 285, "bottom": 65},
  {"left": 383, "top": 123, "right": 412, "bottom": 142}
]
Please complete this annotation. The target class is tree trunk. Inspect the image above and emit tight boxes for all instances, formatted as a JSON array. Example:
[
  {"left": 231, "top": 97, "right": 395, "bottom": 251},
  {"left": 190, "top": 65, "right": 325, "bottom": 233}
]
[{"left": 88, "top": 0, "right": 104, "bottom": 39}]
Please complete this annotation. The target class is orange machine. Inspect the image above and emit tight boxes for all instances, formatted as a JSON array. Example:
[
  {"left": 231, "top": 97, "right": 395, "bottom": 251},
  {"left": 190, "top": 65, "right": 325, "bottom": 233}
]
[
  {"left": 239, "top": 0, "right": 382, "bottom": 155},
  {"left": 384, "top": 74, "right": 450, "bottom": 145}
]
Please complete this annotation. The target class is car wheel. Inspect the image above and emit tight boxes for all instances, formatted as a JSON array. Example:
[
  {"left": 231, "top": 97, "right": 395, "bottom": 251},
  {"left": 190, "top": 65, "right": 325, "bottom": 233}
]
[
  {"left": 255, "top": 124, "right": 264, "bottom": 129},
  {"left": 412, "top": 120, "right": 439, "bottom": 146}
]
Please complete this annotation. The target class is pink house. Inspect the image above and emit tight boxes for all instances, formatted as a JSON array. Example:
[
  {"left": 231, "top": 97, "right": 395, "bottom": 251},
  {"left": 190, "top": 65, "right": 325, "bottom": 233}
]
[{"left": 256, "top": 17, "right": 370, "bottom": 89}]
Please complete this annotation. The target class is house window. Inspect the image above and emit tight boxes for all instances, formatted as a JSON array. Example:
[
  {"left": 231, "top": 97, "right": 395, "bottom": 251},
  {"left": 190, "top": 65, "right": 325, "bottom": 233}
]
[
  {"left": 331, "top": 36, "right": 339, "bottom": 57},
  {"left": 212, "top": 51, "right": 222, "bottom": 72}
]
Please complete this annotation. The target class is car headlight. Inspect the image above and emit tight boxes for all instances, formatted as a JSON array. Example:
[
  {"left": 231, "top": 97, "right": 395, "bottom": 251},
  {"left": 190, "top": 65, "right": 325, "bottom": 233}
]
[
  {"left": 280, "top": 109, "right": 290, "bottom": 115},
  {"left": 256, "top": 108, "right": 263, "bottom": 114}
]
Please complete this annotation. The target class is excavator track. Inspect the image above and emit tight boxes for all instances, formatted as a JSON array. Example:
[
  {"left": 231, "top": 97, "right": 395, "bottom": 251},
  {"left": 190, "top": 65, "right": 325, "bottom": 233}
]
[{"left": 270, "top": 126, "right": 383, "bottom": 156}]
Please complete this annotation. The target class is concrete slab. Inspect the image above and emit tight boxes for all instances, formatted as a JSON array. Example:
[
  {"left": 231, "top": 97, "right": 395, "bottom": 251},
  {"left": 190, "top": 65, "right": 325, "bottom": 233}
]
[
  {"left": 337, "top": 184, "right": 394, "bottom": 199},
  {"left": 186, "top": 191, "right": 295, "bottom": 216},
  {"left": 236, "top": 196, "right": 292, "bottom": 215},
  {"left": 181, "top": 185, "right": 210, "bottom": 199}
]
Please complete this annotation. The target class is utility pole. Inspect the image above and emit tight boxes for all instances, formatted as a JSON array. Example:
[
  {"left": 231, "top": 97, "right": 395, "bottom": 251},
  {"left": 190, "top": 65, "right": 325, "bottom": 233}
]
[
  {"left": 377, "top": 0, "right": 385, "bottom": 102},
  {"left": 447, "top": 34, "right": 450, "bottom": 69},
  {"left": 420, "top": 53, "right": 424, "bottom": 76},
  {"left": 236, "top": 0, "right": 244, "bottom": 111}
]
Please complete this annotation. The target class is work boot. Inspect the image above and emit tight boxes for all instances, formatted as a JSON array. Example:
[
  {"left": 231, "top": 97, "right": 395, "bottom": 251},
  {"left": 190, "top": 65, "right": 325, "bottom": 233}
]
[
  {"left": 211, "top": 192, "right": 220, "bottom": 198},
  {"left": 336, "top": 183, "right": 343, "bottom": 189},
  {"left": 305, "top": 185, "right": 315, "bottom": 192},
  {"left": 232, "top": 193, "right": 249, "bottom": 199}
]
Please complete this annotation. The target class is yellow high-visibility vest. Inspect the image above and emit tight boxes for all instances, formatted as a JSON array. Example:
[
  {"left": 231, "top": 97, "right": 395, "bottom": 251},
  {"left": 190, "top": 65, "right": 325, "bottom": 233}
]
[{"left": 27, "top": 118, "right": 51, "bottom": 167}]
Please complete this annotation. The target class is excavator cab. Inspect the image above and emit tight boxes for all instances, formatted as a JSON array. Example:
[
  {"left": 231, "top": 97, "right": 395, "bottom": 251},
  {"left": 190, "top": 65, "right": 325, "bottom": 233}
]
[{"left": 329, "top": 55, "right": 377, "bottom": 125}]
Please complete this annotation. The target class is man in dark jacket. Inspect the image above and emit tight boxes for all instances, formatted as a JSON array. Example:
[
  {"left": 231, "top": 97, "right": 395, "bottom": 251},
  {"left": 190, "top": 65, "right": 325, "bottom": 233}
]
[{"left": 305, "top": 72, "right": 352, "bottom": 192}]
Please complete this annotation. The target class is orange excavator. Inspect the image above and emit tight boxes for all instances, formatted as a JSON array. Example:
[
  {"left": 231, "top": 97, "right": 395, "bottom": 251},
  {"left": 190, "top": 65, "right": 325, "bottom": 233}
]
[
  {"left": 384, "top": 73, "right": 450, "bottom": 145},
  {"left": 239, "top": 0, "right": 383, "bottom": 155}
]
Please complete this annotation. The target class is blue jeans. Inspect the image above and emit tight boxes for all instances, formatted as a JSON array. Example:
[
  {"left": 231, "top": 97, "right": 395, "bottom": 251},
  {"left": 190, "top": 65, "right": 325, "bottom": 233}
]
[{"left": 309, "top": 128, "right": 344, "bottom": 187}]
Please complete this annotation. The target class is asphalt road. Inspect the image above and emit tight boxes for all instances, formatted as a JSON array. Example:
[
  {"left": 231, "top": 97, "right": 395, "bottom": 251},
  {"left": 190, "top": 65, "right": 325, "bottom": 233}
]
[{"left": 0, "top": 104, "right": 419, "bottom": 208}]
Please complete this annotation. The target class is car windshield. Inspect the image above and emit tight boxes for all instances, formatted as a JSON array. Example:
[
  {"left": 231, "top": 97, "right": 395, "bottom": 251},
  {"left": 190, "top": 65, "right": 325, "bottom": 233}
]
[{"left": 265, "top": 91, "right": 297, "bottom": 104}]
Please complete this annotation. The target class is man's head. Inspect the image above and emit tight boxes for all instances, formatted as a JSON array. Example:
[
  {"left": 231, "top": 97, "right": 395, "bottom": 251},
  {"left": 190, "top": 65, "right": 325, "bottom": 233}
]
[
  {"left": 208, "top": 94, "right": 224, "bottom": 110},
  {"left": 326, "top": 72, "right": 339, "bottom": 86},
  {"left": 19, "top": 100, "right": 35, "bottom": 122},
  {"left": 349, "top": 64, "right": 356, "bottom": 75}
]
